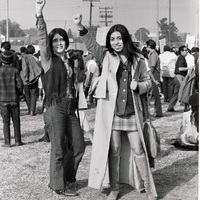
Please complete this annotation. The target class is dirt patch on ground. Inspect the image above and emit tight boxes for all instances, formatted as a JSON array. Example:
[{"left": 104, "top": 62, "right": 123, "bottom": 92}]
[{"left": 0, "top": 100, "right": 198, "bottom": 200}]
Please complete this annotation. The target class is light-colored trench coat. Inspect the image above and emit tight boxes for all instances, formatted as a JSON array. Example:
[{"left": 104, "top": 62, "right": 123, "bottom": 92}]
[{"left": 81, "top": 32, "right": 157, "bottom": 197}]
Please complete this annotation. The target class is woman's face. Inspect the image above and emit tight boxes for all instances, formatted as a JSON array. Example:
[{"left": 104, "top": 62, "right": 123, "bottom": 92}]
[
  {"left": 110, "top": 31, "right": 124, "bottom": 53},
  {"left": 52, "top": 33, "right": 66, "bottom": 54}
]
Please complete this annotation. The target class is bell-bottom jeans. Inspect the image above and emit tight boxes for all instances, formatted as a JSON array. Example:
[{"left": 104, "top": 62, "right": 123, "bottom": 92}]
[{"left": 46, "top": 97, "right": 85, "bottom": 190}]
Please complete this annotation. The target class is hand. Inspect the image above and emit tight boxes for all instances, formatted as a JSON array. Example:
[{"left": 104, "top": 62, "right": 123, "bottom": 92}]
[
  {"left": 73, "top": 13, "right": 82, "bottom": 25},
  {"left": 35, "top": 0, "right": 46, "bottom": 17},
  {"left": 73, "top": 14, "right": 84, "bottom": 30},
  {"left": 130, "top": 79, "right": 138, "bottom": 90},
  {"left": 189, "top": 65, "right": 195, "bottom": 70},
  {"left": 154, "top": 80, "right": 160, "bottom": 85}
]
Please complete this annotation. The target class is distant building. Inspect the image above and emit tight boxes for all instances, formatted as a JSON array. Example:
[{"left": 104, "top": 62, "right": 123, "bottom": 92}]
[
  {"left": 0, "top": 34, "right": 6, "bottom": 44},
  {"left": 148, "top": 32, "right": 157, "bottom": 41}
]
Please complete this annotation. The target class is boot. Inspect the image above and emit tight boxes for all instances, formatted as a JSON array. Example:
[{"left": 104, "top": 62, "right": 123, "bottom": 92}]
[
  {"left": 107, "top": 155, "right": 120, "bottom": 200},
  {"left": 135, "top": 154, "right": 157, "bottom": 200}
]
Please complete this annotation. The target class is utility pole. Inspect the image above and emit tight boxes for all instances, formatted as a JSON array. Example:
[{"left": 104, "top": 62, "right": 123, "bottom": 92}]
[
  {"left": 195, "top": 9, "right": 199, "bottom": 46},
  {"left": 0, "top": 27, "right": 1, "bottom": 44},
  {"left": 156, "top": 0, "right": 159, "bottom": 45},
  {"left": 82, "top": 0, "right": 100, "bottom": 31},
  {"left": 89, "top": 0, "right": 93, "bottom": 30},
  {"left": 169, "top": 0, "right": 171, "bottom": 46},
  {"left": 6, "top": 0, "right": 9, "bottom": 41},
  {"left": 99, "top": 7, "right": 113, "bottom": 27}
]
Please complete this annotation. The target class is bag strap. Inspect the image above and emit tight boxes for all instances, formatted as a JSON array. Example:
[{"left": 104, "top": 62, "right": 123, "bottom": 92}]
[
  {"left": 146, "top": 91, "right": 152, "bottom": 122},
  {"left": 131, "top": 58, "right": 152, "bottom": 123}
]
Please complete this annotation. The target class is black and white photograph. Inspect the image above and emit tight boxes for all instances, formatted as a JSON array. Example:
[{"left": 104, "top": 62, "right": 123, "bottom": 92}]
[{"left": 0, "top": 0, "right": 199, "bottom": 199}]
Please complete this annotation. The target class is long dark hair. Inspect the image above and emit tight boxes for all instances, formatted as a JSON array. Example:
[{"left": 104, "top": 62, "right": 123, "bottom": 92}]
[
  {"left": 67, "top": 49, "right": 84, "bottom": 70},
  {"left": 48, "top": 28, "right": 69, "bottom": 54},
  {"left": 106, "top": 24, "right": 140, "bottom": 63}
]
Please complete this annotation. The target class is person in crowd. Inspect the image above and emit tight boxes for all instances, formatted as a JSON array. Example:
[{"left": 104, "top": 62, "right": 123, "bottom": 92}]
[
  {"left": 37, "top": 75, "right": 44, "bottom": 101},
  {"left": 185, "top": 48, "right": 195, "bottom": 70},
  {"left": 19, "top": 46, "right": 27, "bottom": 58},
  {"left": 0, "top": 50, "right": 24, "bottom": 147},
  {"left": 159, "top": 45, "right": 177, "bottom": 102},
  {"left": 34, "top": 50, "right": 44, "bottom": 101},
  {"left": 0, "top": 42, "right": 21, "bottom": 71},
  {"left": 66, "top": 49, "right": 87, "bottom": 109},
  {"left": 38, "top": 101, "right": 50, "bottom": 143},
  {"left": 177, "top": 64, "right": 199, "bottom": 147},
  {"left": 194, "top": 56, "right": 199, "bottom": 92},
  {"left": 21, "top": 45, "right": 41, "bottom": 116},
  {"left": 146, "top": 39, "right": 163, "bottom": 118},
  {"left": 34, "top": 50, "right": 41, "bottom": 59},
  {"left": 167, "top": 45, "right": 193, "bottom": 112},
  {"left": 67, "top": 49, "right": 94, "bottom": 141},
  {"left": 73, "top": 14, "right": 157, "bottom": 200},
  {"left": 141, "top": 46, "right": 152, "bottom": 120},
  {"left": 170, "top": 46, "right": 176, "bottom": 54},
  {"left": 17, "top": 46, "right": 27, "bottom": 102},
  {"left": 0, "top": 41, "right": 11, "bottom": 53},
  {"left": 167, "top": 92, "right": 199, "bottom": 149},
  {"left": 84, "top": 52, "right": 100, "bottom": 107},
  {"left": 35, "top": 0, "right": 85, "bottom": 196},
  {"left": 191, "top": 47, "right": 199, "bottom": 67},
  {"left": 141, "top": 47, "right": 150, "bottom": 70},
  {"left": 178, "top": 48, "right": 196, "bottom": 112}
]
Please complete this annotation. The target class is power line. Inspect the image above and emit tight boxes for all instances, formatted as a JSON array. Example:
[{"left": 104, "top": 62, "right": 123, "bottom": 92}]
[{"left": 99, "top": 7, "right": 113, "bottom": 27}]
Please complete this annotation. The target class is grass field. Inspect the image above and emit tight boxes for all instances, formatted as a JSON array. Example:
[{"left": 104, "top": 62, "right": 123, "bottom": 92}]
[{"left": 0, "top": 99, "right": 198, "bottom": 200}]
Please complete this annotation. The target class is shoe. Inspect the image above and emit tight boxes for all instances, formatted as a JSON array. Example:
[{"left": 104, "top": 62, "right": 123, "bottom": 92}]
[
  {"left": 15, "top": 142, "right": 25, "bottom": 146},
  {"left": 167, "top": 108, "right": 176, "bottom": 112},
  {"left": 49, "top": 183, "right": 78, "bottom": 197},
  {"left": 154, "top": 114, "right": 162, "bottom": 118},
  {"left": 2, "top": 143, "right": 11, "bottom": 147},
  {"left": 146, "top": 193, "right": 158, "bottom": 200},
  {"left": 53, "top": 188, "right": 78, "bottom": 196},
  {"left": 38, "top": 136, "right": 50, "bottom": 142},
  {"left": 107, "top": 190, "right": 119, "bottom": 200}
]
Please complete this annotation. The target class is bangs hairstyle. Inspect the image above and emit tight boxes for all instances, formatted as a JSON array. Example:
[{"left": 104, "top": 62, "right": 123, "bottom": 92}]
[
  {"left": 48, "top": 28, "right": 69, "bottom": 54},
  {"left": 106, "top": 24, "right": 140, "bottom": 62}
]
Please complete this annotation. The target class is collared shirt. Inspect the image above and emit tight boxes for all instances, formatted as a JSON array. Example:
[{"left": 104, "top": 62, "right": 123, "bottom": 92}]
[
  {"left": 115, "top": 60, "right": 134, "bottom": 117},
  {"left": 159, "top": 51, "right": 177, "bottom": 77}
]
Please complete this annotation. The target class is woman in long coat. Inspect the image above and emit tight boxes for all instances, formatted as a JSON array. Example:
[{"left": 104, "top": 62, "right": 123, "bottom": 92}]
[{"left": 74, "top": 14, "right": 157, "bottom": 200}]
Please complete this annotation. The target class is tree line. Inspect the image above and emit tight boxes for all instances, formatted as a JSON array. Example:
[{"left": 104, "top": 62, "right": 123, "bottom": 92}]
[{"left": 0, "top": 18, "right": 186, "bottom": 45}]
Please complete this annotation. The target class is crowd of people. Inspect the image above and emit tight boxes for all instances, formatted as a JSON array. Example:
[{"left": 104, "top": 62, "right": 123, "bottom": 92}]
[{"left": 0, "top": 0, "right": 199, "bottom": 199}]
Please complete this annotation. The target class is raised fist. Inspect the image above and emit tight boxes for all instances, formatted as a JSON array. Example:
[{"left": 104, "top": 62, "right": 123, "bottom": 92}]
[
  {"left": 73, "top": 14, "right": 83, "bottom": 25},
  {"left": 35, "top": 0, "right": 46, "bottom": 16}
]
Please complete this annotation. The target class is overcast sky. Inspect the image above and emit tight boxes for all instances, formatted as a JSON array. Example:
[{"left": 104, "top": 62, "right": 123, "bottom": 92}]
[{"left": 0, "top": 0, "right": 199, "bottom": 36}]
